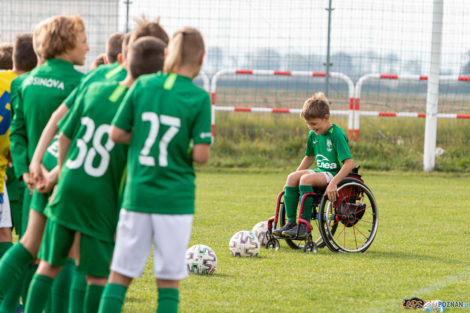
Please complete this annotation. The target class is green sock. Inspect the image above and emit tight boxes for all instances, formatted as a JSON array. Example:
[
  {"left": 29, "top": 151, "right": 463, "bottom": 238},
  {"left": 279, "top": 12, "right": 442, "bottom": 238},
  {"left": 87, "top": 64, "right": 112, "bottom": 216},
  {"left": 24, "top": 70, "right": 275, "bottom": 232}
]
[
  {"left": 156, "top": 288, "right": 179, "bottom": 313},
  {"left": 98, "top": 283, "right": 127, "bottom": 313},
  {"left": 299, "top": 185, "right": 315, "bottom": 221},
  {"left": 0, "top": 241, "right": 12, "bottom": 259},
  {"left": 21, "top": 263, "right": 38, "bottom": 309},
  {"left": 84, "top": 284, "right": 104, "bottom": 313},
  {"left": 24, "top": 274, "right": 54, "bottom": 313},
  {"left": 0, "top": 271, "right": 23, "bottom": 313},
  {"left": 69, "top": 269, "right": 87, "bottom": 313},
  {"left": 0, "top": 242, "right": 33, "bottom": 300},
  {"left": 48, "top": 258, "right": 75, "bottom": 313},
  {"left": 284, "top": 186, "right": 300, "bottom": 222}
]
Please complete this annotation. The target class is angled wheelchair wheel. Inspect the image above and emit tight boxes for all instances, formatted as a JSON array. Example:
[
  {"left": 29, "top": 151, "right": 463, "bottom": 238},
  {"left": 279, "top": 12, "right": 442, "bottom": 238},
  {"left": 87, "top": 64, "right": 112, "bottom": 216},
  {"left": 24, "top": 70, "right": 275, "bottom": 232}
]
[
  {"left": 279, "top": 203, "right": 324, "bottom": 250},
  {"left": 318, "top": 178, "right": 379, "bottom": 253}
]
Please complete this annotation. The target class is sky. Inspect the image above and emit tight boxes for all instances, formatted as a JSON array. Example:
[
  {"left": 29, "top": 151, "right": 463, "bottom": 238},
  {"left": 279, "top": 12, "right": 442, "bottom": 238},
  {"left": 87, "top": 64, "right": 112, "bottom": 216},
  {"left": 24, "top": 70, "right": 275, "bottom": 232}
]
[{"left": 119, "top": 0, "right": 470, "bottom": 74}]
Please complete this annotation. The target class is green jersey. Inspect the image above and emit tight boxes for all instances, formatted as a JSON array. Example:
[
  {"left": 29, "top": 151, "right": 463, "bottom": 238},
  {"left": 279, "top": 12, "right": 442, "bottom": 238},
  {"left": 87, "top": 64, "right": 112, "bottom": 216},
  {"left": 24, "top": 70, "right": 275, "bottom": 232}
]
[
  {"left": 10, "top": 59, "right": 83, "bottom": 178},
  {"left": 112, "top": 73, "right": 212, "bottom": 215},
  {"left": 63, "top": 62, "right": 127, "bottom": 109},
  {"left": 47, "top": 82, "right": 128, "bottom": 242},
  {"left": 305, "top": 124, "right": 352, "bottom": 176}
]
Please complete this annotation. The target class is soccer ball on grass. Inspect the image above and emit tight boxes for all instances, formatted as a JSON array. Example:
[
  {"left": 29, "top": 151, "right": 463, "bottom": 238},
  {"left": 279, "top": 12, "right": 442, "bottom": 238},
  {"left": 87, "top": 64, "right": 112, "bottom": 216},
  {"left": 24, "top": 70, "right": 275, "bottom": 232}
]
[
  {"left": 229, "top": 231, "right": 260, "bottom": 257},
  {"left": 185, "top": 244, "right": 217, "bottom": 275}
]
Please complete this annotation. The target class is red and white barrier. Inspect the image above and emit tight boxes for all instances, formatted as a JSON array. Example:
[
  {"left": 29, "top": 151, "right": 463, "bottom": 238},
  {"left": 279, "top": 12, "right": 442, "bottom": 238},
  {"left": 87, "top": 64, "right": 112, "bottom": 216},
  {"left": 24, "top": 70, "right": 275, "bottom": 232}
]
[
  {"left": 353, "top": 74, "right": 470, "bottom": 140},
  {"left": 210, "top": 69, "right": 355, "bottom": 139}
]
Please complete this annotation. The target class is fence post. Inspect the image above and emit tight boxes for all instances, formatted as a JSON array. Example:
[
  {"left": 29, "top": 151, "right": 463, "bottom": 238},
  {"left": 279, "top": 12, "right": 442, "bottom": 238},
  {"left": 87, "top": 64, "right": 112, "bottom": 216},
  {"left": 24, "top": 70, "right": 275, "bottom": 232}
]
[{"left": 423, "top": 0, "right": 443, "bottom": 172}]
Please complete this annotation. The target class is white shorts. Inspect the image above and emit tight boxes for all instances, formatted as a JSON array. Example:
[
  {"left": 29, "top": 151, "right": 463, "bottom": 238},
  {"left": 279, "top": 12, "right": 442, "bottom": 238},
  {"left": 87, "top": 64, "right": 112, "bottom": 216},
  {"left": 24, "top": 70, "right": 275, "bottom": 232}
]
[
  {"left": 308, "top": 170, "right": 334, "bottom": 184},
  {"left": 0, "top": 182, "right": 11, "bottom": 228},
  {"left": 111, "top": 209, "right": 193, "bottom": 280}
]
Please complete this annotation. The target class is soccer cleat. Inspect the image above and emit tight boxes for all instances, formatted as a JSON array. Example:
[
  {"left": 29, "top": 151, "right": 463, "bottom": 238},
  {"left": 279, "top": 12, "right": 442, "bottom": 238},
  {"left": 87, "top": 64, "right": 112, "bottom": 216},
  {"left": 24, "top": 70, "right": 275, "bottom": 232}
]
[
  {"left": 283, "top": 223, "right": 308, "bottom": 239},
  {"left": 272, "top": 220, "right": 296, "bottom": 237}
]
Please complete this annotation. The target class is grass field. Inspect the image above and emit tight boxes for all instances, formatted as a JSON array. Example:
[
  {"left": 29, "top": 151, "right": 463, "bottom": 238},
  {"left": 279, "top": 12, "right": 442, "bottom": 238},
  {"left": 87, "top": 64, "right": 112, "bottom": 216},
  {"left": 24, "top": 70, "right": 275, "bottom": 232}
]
[{"left": 123, "top": 169, "right": 470, "bottom": 313}]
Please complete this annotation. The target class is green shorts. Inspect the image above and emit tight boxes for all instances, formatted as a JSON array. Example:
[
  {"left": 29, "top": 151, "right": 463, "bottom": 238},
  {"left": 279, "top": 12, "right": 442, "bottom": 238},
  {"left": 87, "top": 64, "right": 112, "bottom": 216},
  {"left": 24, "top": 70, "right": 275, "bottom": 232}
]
[
  {"left": 30, "top": 190, "right": 50, "bottom": 214},
  {"left": 39, "top": 220, "right": 115, "bottom": 278}
]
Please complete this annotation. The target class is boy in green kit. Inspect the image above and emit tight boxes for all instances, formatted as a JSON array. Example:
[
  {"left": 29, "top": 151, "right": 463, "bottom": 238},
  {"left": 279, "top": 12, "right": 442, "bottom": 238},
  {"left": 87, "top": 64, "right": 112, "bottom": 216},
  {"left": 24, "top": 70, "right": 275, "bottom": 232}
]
[
  {"left": 0, "top": 15, "right": 89, "bottom": 306},
  {"left": 99, "top": 27, "right": 211, "bottom": 313},
  {"left": 24, "top": 36, "right": 166, "bottom": 313}
]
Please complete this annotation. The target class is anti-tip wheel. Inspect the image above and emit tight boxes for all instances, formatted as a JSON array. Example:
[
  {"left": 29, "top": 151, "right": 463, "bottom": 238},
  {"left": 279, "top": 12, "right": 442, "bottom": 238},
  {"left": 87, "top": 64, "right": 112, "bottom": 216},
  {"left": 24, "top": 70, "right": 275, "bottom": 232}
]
[
  {"left": 303, "top": 241, "right": 318, "bottom": 254},
  {"left": 265, "top": 238, "right": 280, "bottom": 250}
]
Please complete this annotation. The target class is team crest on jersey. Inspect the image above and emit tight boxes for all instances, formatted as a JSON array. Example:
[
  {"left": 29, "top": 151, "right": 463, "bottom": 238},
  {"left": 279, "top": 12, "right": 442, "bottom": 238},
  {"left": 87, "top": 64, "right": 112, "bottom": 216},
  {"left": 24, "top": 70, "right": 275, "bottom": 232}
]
[{"left": 326, "top": 139, "right": 333, "bottom": 152}]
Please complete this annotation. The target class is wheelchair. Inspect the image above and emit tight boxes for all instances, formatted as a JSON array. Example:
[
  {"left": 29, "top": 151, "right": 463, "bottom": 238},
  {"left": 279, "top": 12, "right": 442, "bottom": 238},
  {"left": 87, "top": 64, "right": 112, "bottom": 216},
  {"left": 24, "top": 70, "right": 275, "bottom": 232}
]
[{"left": 265, "top": 166, "right": 378, "bottom": 253}]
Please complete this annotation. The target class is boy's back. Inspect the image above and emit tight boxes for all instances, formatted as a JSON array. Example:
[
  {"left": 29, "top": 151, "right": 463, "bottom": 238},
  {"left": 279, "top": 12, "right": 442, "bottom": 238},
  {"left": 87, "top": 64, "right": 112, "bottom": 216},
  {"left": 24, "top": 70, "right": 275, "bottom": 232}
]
[
  {"left": 113, "top": 73, "right": 211, "bottom": 215},
  {"left": 48, "top": 81, "right": 128, "bottom": 242}
]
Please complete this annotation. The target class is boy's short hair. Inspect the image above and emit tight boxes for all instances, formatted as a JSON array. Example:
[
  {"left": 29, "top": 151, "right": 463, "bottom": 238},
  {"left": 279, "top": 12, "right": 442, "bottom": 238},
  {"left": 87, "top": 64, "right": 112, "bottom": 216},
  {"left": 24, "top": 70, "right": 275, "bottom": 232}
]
[
  {"left": 128, "top": 36, "right": 166, "bottom": 78},
  {"left": 130, "top": 15, "right": 169, "bottom": 45},
  {"left": 91, "top": 53, "right": 106, "bottom": 69},
  {"left": 13, "top": 34, "right": 37, "bottom": 72},
  {"left": 0, "top": 43, "right": 13, "bottom": 69},
  {"left": 106, "top": 32, "right": 124, "bottom": 64},
  {"left": 37, "top": 15, "right": 85, "bottom": 60},
  {"left": 301, "top": 92, "right": 330, "bottom": 119}
]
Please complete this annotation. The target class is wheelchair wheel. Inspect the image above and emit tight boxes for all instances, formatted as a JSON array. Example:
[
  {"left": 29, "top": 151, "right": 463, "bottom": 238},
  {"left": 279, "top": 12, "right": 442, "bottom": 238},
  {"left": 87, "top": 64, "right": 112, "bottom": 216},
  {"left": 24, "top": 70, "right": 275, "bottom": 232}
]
[
  {"left": 318, "top": 178, "right": 378, "bottom": 253},
  {"left": 279, "top": 203, "right": 324, "bottom": 250}
]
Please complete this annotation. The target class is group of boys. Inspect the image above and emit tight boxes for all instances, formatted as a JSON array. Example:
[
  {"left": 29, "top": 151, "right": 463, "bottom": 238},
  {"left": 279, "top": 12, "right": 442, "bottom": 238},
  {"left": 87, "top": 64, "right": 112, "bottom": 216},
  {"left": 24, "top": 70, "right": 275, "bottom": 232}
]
[{"left": 0, "top": 17, "right": 172, "bottom": 313}]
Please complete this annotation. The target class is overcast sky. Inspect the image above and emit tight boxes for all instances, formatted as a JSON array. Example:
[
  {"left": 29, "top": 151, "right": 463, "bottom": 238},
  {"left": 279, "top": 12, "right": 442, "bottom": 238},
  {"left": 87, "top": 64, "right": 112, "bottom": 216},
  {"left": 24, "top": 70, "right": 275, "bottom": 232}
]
[{"left": 119, "top": 0, "right": 470, "bottom": 74}]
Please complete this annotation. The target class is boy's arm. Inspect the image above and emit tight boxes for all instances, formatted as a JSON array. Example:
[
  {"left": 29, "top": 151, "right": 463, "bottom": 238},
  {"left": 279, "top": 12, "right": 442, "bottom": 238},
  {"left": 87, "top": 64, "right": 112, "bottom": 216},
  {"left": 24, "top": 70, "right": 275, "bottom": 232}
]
[
  {"left": 192, "top": 143, "right": 210, "bottom": 164},
  {"left": 110, "top": 126, "right": 132, "bottom": 144},
  {"left": 30, "top": 103, "right": 69, "bottom": 184},
  {"left": 324, "top": 158, "right": 354, "bottom": 202},
  {"left": 296, "top": 156, "right": 316, "bottom": 171},
  {"left": 58, "top": 132, "right": 72, "bottom": 170}
]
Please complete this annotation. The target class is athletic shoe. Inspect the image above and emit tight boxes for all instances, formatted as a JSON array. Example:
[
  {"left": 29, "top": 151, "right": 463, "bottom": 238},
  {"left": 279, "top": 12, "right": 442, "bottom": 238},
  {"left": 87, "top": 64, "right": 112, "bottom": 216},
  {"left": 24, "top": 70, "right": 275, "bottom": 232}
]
[
  {"left": 272, "top": 220, "right": 296, "bottom": 237},
  {"left": 283, "top": 223, "right": 308, "bottom": 239}
]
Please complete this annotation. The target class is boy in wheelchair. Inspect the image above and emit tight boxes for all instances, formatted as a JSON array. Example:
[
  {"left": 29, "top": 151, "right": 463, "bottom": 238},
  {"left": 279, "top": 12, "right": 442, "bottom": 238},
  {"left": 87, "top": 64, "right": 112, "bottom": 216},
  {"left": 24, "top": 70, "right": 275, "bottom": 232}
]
[{"left": 273, "top": 92, "right": 354, "bottom": 239}]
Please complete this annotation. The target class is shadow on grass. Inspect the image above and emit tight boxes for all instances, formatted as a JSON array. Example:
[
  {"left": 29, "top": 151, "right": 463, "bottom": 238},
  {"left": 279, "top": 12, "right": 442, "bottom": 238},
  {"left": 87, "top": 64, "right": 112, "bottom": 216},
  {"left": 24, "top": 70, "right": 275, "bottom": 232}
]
[{"left": 354, "top": 250, "right": 468, "bottom": 265}]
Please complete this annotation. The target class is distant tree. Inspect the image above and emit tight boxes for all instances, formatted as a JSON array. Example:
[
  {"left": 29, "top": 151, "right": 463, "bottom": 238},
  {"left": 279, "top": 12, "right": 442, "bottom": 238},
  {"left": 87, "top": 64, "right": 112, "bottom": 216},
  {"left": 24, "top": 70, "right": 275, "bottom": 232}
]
[
  {"left": 250, "top": 48, "right": 281, "bottom": 69},
  {"left": 461, "top": 50, "right": 470, "bottom": 74},
  {"left": 206, "top": 46, "right": 224, "bottom": 70},
  {"left": 331, "top": 52, "right": 354, "bottom": 77},
  {"left": 403, "top": 59, "right": 422, "bottom": 75}
]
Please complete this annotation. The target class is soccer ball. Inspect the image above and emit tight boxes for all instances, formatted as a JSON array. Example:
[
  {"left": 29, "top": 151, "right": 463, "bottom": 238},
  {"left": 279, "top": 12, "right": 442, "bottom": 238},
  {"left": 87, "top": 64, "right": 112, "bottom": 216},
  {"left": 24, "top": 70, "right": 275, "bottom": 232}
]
[
  {"left": 185, "top": 244, "right": 217, "bottom": 275},
  {"left": 229, "top": 231, "right": 260, "bottom": 257},
  {"left": 251, "top": 221, "right": 268, "bottom": 246}
]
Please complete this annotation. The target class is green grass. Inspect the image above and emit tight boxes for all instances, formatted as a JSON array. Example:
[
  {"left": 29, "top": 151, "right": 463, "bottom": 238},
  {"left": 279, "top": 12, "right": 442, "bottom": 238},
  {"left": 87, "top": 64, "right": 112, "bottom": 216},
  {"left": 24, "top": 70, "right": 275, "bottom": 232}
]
[{"left": 123, "top": 169, "right": 470, "bottom": 312}]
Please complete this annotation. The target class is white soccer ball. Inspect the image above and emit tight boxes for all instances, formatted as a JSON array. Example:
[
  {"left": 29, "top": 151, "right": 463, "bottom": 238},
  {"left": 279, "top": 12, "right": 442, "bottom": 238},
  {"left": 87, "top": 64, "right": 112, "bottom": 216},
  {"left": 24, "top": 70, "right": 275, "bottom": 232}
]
[
  {"left": 229, "top": 231, "right": 260, "bottom": 257},
  {"left": 185, "top": 244, "right": 217, "bottom": 275},
  {"left": 251, "top": 221, "right": 268, "bottom": 246}
]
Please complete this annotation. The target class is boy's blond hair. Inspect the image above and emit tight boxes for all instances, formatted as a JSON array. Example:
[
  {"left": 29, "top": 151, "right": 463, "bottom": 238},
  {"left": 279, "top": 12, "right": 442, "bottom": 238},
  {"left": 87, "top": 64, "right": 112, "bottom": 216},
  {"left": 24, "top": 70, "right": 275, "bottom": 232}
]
[
  {"left": 163, "top": 27, "right": 204, "bottom": 75},
  {"left": 301, "top": 92, "right": 330, "bottom": 119},
  {"left": 36, "top": 15, "right": 85, "bottom": 60}
]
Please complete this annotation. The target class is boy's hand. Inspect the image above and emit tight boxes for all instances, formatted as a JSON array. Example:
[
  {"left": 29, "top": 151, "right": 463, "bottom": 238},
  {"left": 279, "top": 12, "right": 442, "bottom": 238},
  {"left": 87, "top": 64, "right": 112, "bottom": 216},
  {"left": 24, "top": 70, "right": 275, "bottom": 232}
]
[
  {"left": 325, "top": 182, "right": 338, "bottom": 202},
  {"left": 37, "top": 165, "right": 59, "bottom": 194},
  {"left": 22, "top": 172, "right": 35, "bottom": 195},
  {"left": 30, "top": 160, "right": 45, "bottom": 187}
]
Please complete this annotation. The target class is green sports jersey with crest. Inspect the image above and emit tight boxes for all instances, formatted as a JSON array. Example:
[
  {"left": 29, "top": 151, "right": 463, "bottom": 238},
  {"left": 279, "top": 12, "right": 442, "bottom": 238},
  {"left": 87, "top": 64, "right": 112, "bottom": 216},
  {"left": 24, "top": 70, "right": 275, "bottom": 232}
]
[
  {"left": 112, "top": 73, "right": 212, "bottom": 215},
  {"left": 10, "top": 58, "right": 83, "bottom": 178},
  {"left": 47, "top": 81, "right": 128, "bottom": 242},
  {"left": 63, "top": 62, "right": 127, "bottom": 109},
  {"left": 305, "top": 124, "right": 352, "bottom": 176}
]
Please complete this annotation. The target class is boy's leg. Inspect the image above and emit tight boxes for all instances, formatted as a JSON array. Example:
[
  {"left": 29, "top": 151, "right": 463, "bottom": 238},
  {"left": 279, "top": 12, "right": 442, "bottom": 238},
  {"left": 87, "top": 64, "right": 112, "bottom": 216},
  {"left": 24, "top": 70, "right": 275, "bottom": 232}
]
[
  {"left": 80, "top": 234, "right": 114, "bottom": 313},
  {"left": 24, "top": 220, "right": 75, "bottom": 313},
  {"left": 98, "top": 272, "right": 131, "bottom": 313},
  {"left": 0, "top": 209, "right": 46, "bottom": 300},
  {"left": 152, "top": 214, "right": 193, "bottom": 313},
  {"left": 284, "top": 172, "right": 328, "bottom": 238},
  {"left": 49, "top": 258, "right": 75, "bottom": 313},
  {"left": 24, "top": 260, "right": 63, "bottom": 313},
  {"left": 99, "top": 210, "right": 153, "bottom": 312},
  {"left": 69, "top": 269, "right": 87, "bottom": 313},
  {"left": 156, "top": 280, "right": 179, "bottom": 313}
]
